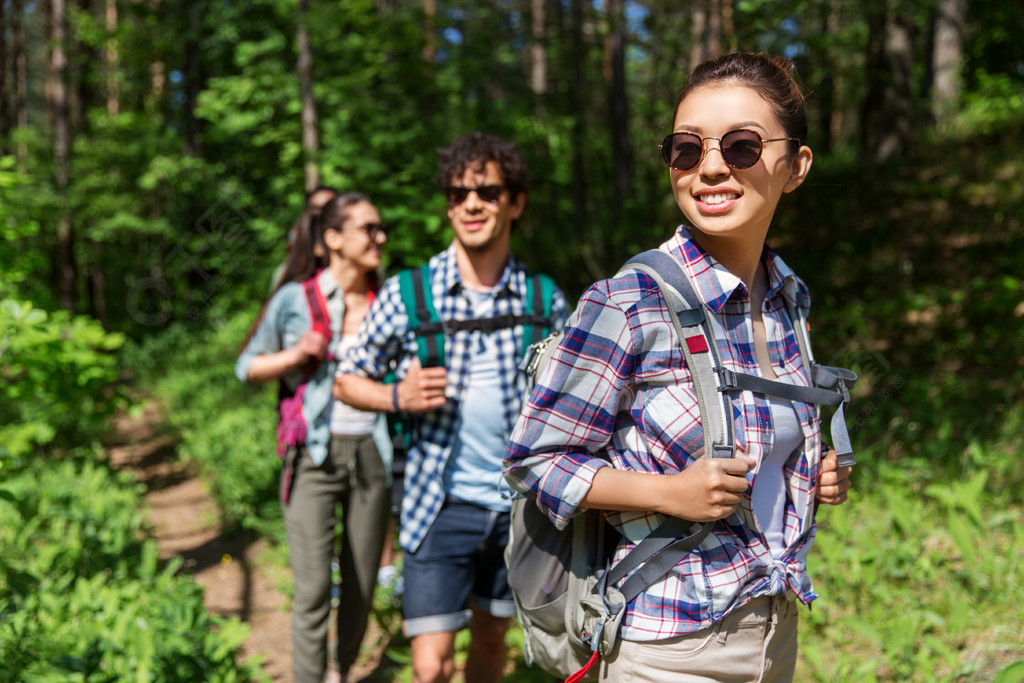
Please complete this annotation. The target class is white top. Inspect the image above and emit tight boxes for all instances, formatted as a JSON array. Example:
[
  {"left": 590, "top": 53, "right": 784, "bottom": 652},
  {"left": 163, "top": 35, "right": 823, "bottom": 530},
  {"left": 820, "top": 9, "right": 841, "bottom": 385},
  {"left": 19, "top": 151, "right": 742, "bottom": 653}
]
[
  {"left": 752, "top": 397, "right": 804, "bottom": 558},
  {"left": 329, "top": 334, "right": 378, "bottom": 436}
]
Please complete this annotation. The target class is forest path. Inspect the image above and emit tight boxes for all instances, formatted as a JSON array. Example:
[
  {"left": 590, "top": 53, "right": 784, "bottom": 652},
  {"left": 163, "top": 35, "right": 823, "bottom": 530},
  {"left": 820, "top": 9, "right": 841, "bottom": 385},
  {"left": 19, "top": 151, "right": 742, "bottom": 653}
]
[{"left": 106, "top": 399, "right": 295, "bottom": 682}]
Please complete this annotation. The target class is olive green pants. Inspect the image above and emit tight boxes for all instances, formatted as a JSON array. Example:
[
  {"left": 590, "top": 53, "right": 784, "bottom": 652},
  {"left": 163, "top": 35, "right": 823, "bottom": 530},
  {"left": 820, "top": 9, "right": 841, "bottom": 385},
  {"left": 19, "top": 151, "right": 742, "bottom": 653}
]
[{"left": 283, "top": 435, "right": 390, "bottom": 683}]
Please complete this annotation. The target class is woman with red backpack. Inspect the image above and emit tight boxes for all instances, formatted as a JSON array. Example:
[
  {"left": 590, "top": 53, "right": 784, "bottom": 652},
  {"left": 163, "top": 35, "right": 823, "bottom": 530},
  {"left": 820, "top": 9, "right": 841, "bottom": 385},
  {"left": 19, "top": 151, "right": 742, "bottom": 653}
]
[{"left": 237, "top": 191, "right": 391, "bottom": 683}]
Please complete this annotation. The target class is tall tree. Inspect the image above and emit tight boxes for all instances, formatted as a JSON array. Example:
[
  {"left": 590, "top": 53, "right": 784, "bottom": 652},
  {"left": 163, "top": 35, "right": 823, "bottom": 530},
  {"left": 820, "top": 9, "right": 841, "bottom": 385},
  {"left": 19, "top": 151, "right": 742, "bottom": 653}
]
[
  {"left": 931, "top": 0, "right": 966, "bottom": 120},
  {"left": 568, "top": 0, "right": 597, "bottom": 278},
  {"left": 49, "top": 0, "right": 76, "bottom": 310},
  {"left": 183, "top": 1, "right": 203, "bottom": 155},
  {"left": 12, "top": 0, "right": 27, "bottom": 170},
  {"left": 606, "top": 0, "right": 632, "bottom": 215},
  {"left": 689, "top": 0, "right": 707, "bottom": 73},
  {"left": 105, "top": 0, "right": 119, "bottom": 114},
  {"left": 861, "top": 0, "right": 915, "bottom": 165},
  {"left": 72, "top": 0, "right": 95, "bottom": 133},
  {"left": 296, "top": 0, "right": 320, "bottom": 191},
  {"left": 1, "top": 2, "right": 10, "bottom": 155},
  {"left": 423, "top": 0, "right": 436, "bottom": 64},
  {"left": 529, "top": 0, "right": 546, "bottom": 95},
  {"left": 707, "top": 0, "right": 721, "bottom": 58}
]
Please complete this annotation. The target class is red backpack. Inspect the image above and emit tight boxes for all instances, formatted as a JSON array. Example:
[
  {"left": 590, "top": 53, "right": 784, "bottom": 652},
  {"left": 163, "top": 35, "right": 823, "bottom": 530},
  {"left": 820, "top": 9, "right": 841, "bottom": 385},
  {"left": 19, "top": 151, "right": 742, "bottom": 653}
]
[{"left": 276, "top": 276, "right": 332, "bottom": 499}]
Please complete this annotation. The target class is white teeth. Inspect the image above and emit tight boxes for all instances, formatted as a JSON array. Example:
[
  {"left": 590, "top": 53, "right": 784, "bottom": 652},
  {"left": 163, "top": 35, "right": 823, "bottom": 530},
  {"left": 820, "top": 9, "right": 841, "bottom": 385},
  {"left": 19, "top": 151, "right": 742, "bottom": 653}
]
[{"left": 701, "top": 193, "right": 737, "bottom": 205}]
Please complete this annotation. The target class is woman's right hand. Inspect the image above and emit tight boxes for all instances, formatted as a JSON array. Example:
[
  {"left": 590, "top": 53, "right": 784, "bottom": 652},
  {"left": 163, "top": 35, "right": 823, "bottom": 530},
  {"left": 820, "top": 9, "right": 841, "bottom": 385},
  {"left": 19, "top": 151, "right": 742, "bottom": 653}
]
[
  {"left": 584, "top": 453, "right": 754, "bottom": 523},
  {"left": 661, "top": 454, "right": 754, "bottom": 522},
  {"left": 292, "top": 330, "right": 328, "bottom": 366}
]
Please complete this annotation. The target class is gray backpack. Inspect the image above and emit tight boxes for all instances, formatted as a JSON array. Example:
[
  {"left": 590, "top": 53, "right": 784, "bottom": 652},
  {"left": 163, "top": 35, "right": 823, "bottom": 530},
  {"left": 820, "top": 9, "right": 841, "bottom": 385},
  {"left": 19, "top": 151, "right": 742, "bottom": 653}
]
[{"left": 506, "top": 249, "right": 857, "bottom": 682}]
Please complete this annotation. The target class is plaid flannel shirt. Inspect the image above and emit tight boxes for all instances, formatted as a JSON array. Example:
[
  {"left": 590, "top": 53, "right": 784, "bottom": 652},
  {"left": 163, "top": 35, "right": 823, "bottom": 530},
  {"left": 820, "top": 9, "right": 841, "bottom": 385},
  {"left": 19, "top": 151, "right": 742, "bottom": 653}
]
[
  {"left": 337, "top": 243, "right": 569, "bottom": 553},
  {"left": 505, "top": 226, "right": 826, "bottom": 641}
]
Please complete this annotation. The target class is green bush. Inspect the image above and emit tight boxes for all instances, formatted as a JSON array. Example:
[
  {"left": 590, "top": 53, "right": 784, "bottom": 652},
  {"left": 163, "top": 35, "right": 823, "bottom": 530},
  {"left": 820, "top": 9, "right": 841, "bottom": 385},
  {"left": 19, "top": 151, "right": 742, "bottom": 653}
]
[
  {"left": 0, "top": 455, "right": 266, "bottom": 682},
  {"left": 0, "top": 297, "right": 127, "bottom": 465}
]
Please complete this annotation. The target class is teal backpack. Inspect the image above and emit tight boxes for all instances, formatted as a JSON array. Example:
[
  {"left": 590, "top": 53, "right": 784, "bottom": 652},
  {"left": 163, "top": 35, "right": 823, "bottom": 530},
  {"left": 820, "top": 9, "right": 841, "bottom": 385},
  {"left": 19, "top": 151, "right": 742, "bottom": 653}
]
[{"left": 385, "top": 264, "right": 559, "bottom": 517}]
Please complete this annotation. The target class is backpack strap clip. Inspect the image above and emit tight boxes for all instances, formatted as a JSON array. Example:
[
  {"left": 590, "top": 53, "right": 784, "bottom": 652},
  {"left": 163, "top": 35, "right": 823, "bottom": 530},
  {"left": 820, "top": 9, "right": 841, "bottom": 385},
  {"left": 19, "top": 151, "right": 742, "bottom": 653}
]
[{"left": 715, "top": 366, "right": 738, "bottom": 390}]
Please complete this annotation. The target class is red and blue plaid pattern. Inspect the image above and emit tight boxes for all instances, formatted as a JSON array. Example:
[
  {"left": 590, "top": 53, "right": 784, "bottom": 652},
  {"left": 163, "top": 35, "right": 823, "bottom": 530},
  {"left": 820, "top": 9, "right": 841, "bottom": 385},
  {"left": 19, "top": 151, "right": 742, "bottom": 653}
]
[{"left": 505, "top": 226, "right": 826, "bottom": 641}]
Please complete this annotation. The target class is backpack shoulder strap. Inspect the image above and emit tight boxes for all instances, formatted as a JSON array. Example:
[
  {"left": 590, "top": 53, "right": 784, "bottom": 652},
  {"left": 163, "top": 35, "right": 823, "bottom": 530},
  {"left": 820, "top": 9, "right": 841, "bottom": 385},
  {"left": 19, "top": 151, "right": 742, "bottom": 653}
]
[
  {"left": 299, "top": 275, "right": 333, "bottom": 375},
  {"left": 627, "top": 251, "right": 857, "bottom": 465},
  {"left": 782, "top": 293, "right": 858, "bottom": 466},
  {"left": 303, "top": 275, "right": 332, "bottom": 343},
  {"left": 522, "top": 271, "right": 557, "bottom": 357},
  {"left": 620, "top": 249, "right": 736, "bottom": 461},
  {"left": 398, "top": 264, "right": 444, "bottom": 368}
]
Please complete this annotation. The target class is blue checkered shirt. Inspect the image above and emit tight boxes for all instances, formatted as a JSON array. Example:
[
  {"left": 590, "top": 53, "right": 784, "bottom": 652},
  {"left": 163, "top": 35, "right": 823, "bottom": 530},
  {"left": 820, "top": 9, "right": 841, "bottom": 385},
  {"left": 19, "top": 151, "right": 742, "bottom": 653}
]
[{"left": 336, "top": 243, "right": 569, "bottom": 552}]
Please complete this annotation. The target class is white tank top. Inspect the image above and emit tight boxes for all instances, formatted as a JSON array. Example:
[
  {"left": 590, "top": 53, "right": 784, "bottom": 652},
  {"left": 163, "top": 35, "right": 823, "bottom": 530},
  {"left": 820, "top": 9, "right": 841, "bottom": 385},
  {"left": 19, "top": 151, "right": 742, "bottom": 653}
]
[
  {"left": 329, "top": 335, "right": 377, "bottom": 436},
  {"left": 751, "top": 397, "right": 804, "bottom": 558}
]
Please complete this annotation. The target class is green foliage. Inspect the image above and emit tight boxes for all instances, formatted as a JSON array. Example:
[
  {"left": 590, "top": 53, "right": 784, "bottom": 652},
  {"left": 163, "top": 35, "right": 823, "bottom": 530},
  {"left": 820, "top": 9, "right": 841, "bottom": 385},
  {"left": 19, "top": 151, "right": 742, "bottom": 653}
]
[
  {"left": 0, "top": 455, "right": 265, "bottom": 682},
  {"left": 951, "top": 70, "right": 1024, "bottom": 136},
  {"left": 0, "top": 297, "right": 126, "bottom": 464},
  {"left": 800, "top": 460, "right": 1024, "bottom": 682},
  {"left": 124, "top": 312, "right": 283, "bottom": 540}
]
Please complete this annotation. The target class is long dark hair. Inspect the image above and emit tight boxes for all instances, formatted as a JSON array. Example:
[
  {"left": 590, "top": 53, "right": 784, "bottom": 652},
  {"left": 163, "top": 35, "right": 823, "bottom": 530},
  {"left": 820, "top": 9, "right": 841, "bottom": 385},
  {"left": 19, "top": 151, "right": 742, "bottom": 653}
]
[{"left": 238, "top": 191, "right": 378, "bottom": 356}]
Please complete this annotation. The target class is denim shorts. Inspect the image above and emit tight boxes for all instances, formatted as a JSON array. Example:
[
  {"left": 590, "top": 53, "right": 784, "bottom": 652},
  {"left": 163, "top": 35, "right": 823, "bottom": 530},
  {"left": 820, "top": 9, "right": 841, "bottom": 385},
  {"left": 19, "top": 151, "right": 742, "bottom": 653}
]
[{"left": 402, "top": 498, "right": 516, "bottom": 637}]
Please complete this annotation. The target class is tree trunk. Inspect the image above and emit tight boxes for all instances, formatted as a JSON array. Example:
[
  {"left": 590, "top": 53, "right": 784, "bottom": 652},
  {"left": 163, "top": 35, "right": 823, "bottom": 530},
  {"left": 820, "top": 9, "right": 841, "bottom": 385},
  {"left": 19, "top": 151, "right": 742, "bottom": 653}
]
[
  {"left": 707, "top": 0, "right": 721, "bottom": 59},
  {"left": 815, "top": 0, "right": 836, "bottom": 153},
  {"left": 73, "top": 0, "right": 94, "bottom": 133},
  {"left": 149, "top": 0, "right": 164, "bottom": 104},
  {"left": 423, "top": 0, "right": 436, "bottom": 64},
  {"left": 861, "top": 0, "right": 915, "bottom": 166},
  {"left": 13, "top": 0, "right": 27, "bottom": 170},
  {"left": 688, "top": 0, "right": 707, "bottom": 73},
  {"left": 106, "top": 0, "right": 119, "bottom": 114},
  {"left": 183, "top": 1, "right": 203, "bottom": 155},
  {"left": 931, "top": 0, "right": 966, "bottom": 120},
  {"left": 720, "top": 0, "right": 735, "bottom": 53},
  {"left": 1, "top": 4, "right": 10, "bottom": 155},
  {"left": 296, "top": 0, "right": 320, "bottom": 192},
  {"left": 606, "top": 0, "right": 632, "bottom": 212},
  {"left": 569, "top": 0, "right": 597, "bottom": 279},
  {"left": 529, "top": 0, "right": 546, "bottom": 95},
  {"left": 50, "top": 0, "right": 76, "bottom": 310}
]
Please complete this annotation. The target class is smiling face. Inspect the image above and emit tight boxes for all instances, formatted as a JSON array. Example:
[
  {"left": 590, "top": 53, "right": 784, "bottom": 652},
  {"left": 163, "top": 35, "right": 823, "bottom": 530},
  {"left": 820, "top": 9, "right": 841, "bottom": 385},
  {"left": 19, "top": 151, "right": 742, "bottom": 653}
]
[
  {"left": 669, "top": 84, "right": 812, "bottom": 250},
  {"left": 323, "top": 200, "right": 385, "bottom": 273},
  {"left": 446, "top": 160, "right": 525, "bottom": 257}
]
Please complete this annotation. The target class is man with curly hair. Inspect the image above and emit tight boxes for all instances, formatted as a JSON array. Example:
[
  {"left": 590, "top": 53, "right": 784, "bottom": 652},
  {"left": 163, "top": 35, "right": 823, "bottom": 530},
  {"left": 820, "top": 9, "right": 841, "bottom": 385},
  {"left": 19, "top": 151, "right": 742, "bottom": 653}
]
[{"left": 335, "top": 132, "right": 569, "bottom": 682}]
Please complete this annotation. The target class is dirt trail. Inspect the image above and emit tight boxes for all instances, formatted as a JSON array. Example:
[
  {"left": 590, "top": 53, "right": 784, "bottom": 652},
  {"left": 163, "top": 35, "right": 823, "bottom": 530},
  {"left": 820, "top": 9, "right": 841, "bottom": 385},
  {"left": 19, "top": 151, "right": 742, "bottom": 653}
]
[
  {"left": 107, "top": 401, "right": 295, "bottom": 682},
  {"left": 107, "top": 399, "right": 418, "bottom": 682}
]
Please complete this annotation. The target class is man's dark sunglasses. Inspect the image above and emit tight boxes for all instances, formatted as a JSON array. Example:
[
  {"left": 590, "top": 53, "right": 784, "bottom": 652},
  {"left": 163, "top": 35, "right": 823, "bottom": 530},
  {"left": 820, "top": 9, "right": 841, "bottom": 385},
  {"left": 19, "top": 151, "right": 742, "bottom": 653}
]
[
  {"left": 445, "top": 184, "right": 506, "bottom": 207},
  {"left": 659, "top": 129, "right": 799, "bottom": 171}
]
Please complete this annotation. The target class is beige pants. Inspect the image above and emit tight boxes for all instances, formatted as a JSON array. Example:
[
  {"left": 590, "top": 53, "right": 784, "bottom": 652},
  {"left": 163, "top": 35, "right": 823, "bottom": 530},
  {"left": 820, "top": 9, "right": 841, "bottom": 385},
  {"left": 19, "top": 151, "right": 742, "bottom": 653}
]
[{"left": 600, "top": 594, "right": 799, "bottom": 683}]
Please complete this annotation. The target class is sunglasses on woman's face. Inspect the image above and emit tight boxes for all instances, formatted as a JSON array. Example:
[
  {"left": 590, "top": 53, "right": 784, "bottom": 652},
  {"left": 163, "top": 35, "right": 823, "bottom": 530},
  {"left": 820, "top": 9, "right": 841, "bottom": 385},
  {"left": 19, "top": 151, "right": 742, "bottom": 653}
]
[
  {"left": 350, "top": 222, "right": 386, "bottom": 240},
  {"left": 659, "top": 129, "right": 799, "bottom": 171},
  {"left": 445, "top": 184, "right": 506, "bottom": 207}
]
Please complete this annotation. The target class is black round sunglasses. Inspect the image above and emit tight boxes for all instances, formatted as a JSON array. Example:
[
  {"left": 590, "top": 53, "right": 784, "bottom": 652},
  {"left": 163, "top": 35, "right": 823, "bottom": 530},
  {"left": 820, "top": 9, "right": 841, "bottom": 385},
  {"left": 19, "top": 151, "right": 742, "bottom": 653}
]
[{"left": 659, "top": 129, "right": 799, "bottom": 171}]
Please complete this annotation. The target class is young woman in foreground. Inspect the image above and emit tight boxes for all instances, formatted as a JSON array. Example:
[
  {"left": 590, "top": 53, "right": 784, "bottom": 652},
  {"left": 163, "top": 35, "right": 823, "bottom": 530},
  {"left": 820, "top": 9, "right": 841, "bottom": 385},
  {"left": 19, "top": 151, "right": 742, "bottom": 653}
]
[{"left": 506, "top": 53, "right": 852, "bottom": 682}]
